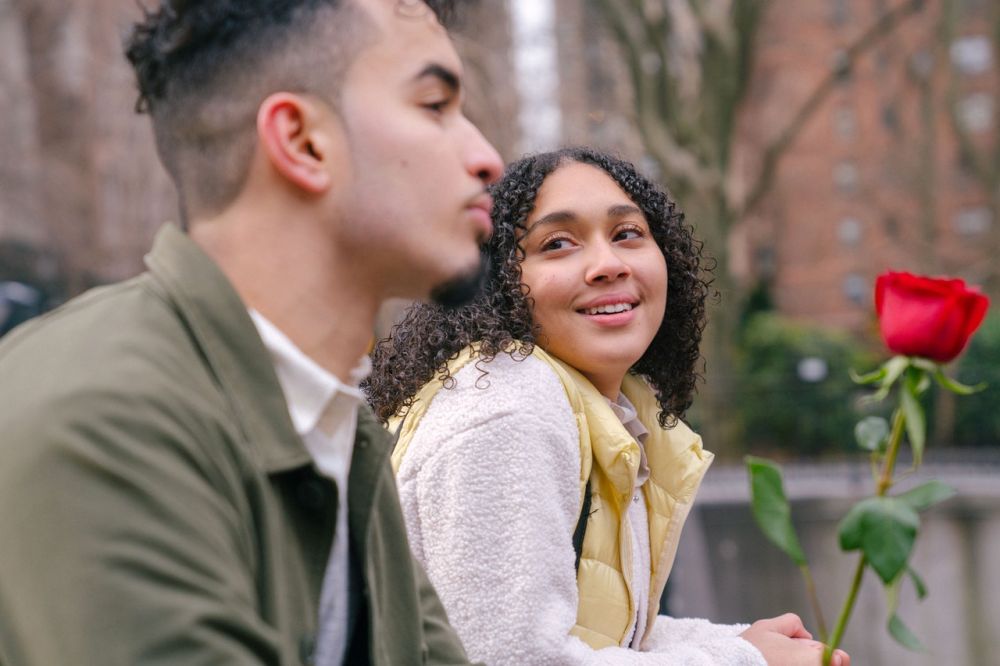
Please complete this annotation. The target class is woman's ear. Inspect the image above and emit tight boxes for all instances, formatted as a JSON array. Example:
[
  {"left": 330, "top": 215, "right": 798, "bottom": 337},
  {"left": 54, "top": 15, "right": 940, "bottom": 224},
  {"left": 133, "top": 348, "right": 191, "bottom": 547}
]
[{"left": 256, "top": 92, "right": 333, "bottom": 194}]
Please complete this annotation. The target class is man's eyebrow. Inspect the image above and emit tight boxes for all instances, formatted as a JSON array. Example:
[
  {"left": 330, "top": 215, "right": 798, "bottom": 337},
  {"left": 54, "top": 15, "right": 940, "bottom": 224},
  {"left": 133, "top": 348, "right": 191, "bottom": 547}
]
[{"left": 414, "top": 63, "right": 460, "bottom": 93}]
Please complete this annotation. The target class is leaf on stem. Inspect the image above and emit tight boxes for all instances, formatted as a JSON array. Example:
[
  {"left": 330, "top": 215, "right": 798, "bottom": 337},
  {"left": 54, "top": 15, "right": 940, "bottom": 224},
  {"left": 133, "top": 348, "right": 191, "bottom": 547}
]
[
  {"left": 881, "top": 568, "right": 925, "bottom": 651},
  {"left": 838, "top": 497, "right": 919, "bottom": 584},
  {"left": 932, "top": 368, "right": 986, "bottom": 395},
  {"left": 850, "top": 366, "right": 886, "bottom": 385},
  {"left": 855, "top": 416, "right": 890, "bottom": 452},
  {"left": 745, "top": 457, "right": 807, "bottom": 566},
  {"left": 888, "top": 614, "right": 926, "bottom": 652},
  {"left": 908, "top": 566, "right": 928, "bottom": 600},
  {"left": 870, "top": 356, "right": 911, "bottom": 402},
  {"left": 900, "top": 375, "right": 926, "bottom": 466},
  {"left": 897, "top": 480, "right": 957, "bottom": 512}
]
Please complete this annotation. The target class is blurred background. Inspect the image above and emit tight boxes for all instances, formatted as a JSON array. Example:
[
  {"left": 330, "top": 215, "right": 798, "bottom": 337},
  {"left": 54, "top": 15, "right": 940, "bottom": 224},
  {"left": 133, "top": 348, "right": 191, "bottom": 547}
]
[{"left": 1, "top": 0, "right": 998, "bottom": 662}]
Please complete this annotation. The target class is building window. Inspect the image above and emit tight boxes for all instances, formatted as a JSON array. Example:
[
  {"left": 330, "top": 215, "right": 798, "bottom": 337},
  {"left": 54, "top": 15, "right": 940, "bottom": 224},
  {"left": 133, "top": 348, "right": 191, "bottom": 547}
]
[
  {"left": 950, "top": 36, "right": 993, "bottom": 76},
  {"left": 838, "top": 217, "right": 863, "bottom": 245},
  {"left": 952, "top": 206, "right": 993, "bottom": 235},
  {"left": 829, "top": 0, "right": 850, "bottom": 27},
  {"left": 834, "top": 161, "right": 860, "bottom": 194},
  {"left": 755, "top": 246, "right": 776, "bottom": 279},
  {"left": 843, "top": 274, "right": 867, "bottom": 305},
  {"left": 883, "top": 215, "right": 900, "bottom": 239},
  {"left": 833, "top": 106, "right": 857, "bottom": 139},
  {"left": 881, "top": 103, "right": 900, "bottom": 133},
  {"left": 957, "top": 93, "right": 994, "bottom": 133}
]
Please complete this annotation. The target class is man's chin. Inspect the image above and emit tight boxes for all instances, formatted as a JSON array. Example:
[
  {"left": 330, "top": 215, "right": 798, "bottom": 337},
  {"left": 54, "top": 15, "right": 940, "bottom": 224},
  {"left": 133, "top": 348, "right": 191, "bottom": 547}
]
[{"left": 428, "top": 255, "right": 486, "bottom": 309}]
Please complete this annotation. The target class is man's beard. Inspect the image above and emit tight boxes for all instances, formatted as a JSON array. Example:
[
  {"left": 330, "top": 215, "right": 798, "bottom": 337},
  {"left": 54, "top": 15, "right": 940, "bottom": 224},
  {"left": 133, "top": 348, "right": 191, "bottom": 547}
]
[{"left": 429, "top": 251, "right": 486, "bottom": 309}]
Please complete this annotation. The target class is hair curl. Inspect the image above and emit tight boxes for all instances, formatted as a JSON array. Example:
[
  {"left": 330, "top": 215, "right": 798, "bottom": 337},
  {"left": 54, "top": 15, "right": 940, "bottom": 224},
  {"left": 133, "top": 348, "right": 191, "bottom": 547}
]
[{"left": 366, "top": 146, "right": 712, "bottom": 428}]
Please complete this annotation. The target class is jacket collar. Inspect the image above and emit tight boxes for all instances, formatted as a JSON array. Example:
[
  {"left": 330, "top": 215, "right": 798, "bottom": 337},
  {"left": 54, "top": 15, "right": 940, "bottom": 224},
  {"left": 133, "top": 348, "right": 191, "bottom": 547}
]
[{"left": 143, "top": 224, "right": 312, "bottom": 474}]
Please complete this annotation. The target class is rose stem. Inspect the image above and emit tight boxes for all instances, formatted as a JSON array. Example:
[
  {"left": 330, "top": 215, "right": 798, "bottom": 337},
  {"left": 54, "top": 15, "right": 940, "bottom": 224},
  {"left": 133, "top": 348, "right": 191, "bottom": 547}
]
[{"left": 823, "top": 405, "right": 907, "bottom": 665}]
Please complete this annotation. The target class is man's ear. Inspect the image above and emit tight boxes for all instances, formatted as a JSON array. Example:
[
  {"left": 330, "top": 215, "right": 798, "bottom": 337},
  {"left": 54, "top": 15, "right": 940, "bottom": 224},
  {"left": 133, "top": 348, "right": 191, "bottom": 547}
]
[{"left": 257, "top": 93, "right": 336, "bottom": 194}]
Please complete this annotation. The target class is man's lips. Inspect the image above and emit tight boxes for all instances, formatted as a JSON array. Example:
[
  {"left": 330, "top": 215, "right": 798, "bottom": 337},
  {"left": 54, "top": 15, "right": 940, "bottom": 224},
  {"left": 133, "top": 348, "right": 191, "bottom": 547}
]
[{"left": 466, "top": 193, "right": 493, "bottom": 238}]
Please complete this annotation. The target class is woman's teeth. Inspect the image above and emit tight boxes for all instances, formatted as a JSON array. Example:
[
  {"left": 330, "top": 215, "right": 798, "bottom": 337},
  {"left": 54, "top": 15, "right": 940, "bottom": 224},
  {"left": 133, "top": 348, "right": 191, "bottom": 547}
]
[{"left": 584, "top": 303, "right": 634, "bottom": 315}]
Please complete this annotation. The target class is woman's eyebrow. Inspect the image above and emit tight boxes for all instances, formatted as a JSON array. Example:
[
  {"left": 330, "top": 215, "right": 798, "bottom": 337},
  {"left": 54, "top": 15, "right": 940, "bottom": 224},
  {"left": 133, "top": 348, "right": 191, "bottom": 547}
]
[
  {"left": 524, "top": 210, "right": 577, "bottom": 234},
  {"left": 525, "top": 203, "right": 644, "bottom": 236},
  {"left": 608, "top": 204, "right": 643, "bottom": 219}
]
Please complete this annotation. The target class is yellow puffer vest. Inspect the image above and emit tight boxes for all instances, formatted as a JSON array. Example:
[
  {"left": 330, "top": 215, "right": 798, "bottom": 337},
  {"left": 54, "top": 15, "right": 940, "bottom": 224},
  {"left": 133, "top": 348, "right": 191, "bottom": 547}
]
[{"left": 390, "top": 345, "right": 714, "bottom": 650}]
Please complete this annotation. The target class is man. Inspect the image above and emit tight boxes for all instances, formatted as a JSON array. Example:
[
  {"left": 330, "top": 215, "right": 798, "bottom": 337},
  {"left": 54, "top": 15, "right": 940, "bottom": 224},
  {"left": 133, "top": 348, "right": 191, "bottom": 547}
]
[{"left": 0, "top": 0, "right": 501, "bottom": 663}]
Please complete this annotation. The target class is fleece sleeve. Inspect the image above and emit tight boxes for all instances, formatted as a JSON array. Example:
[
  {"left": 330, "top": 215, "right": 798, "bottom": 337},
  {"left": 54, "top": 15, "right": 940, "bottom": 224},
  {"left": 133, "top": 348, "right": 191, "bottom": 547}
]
[{"left": 394, "top": 354, "right": 765, "bottom": 666}]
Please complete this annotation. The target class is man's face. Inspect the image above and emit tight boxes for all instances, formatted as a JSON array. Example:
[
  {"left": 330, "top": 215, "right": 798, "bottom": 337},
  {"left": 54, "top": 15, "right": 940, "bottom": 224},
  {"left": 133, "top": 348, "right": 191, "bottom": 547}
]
[{"left": 327, "top": 0, "right": 503, "bottom": 304}]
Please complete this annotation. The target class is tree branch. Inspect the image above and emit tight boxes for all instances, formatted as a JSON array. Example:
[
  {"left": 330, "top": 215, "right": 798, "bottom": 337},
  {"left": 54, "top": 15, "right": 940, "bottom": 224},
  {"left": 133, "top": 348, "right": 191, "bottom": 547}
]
[{"left": 741, "top": 0, "right": 927, "bottom": 215}]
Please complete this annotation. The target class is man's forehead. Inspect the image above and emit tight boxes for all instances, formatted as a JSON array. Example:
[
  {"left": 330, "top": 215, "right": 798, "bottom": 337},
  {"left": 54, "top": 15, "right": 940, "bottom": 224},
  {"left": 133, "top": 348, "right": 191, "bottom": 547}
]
[
  {"left": 358, "top": 0, "right": 446, "bottom": 31},
  {"left": 351, "top": 0, "right": 463, "bottom": 79}
]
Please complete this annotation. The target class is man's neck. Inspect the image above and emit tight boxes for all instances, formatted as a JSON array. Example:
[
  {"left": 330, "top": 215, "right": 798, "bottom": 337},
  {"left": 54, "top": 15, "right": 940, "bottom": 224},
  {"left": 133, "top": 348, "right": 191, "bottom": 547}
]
[{"left": 189, "top": 212, "right": 380, "bottom": 383}]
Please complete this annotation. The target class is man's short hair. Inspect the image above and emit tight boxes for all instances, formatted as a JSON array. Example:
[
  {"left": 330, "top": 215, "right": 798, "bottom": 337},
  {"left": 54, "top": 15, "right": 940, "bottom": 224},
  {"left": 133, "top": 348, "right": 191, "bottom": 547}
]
[{"left": 124, "top": 0, "right": 454, "bottom": 219}]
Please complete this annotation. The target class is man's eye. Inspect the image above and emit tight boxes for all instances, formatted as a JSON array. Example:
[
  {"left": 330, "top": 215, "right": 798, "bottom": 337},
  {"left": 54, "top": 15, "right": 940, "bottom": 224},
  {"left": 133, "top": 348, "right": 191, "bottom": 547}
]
[{"left": 423, "top": 100, "right": 449, "bottom": 114}]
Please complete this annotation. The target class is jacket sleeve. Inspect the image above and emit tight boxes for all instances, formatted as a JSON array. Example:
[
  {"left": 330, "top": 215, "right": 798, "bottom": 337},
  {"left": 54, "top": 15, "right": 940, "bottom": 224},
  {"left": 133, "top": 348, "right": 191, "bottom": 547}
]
[
  {"left": 395, "top": 355, "right": 765, "bottom": 666},
  {"left": 414, "top": 554, "right": 485, "bottom": 666},
  {"left": 0, "top": 386, "right": 289, "bottom": 665}
]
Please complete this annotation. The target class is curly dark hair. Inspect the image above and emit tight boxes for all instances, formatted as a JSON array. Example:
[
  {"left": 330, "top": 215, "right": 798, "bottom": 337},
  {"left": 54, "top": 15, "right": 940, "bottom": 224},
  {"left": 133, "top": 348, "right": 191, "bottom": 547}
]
[
  {"left": 366, "top": 146, "right": 712, "bottom": 428},
  {"left": 125, "top": 0, "right": 456, "bottom": 112},
  {"left": 124, "top": 0, "right": 455, "bottom": 218}
]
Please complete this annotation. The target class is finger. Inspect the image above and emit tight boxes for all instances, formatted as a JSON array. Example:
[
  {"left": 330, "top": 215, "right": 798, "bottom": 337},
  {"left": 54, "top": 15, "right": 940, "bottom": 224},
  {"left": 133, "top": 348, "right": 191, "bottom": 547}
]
[
  {"left": 834, "top": 649, "right": 850, "bottom": 666},
  {"left": 768, "top": 613, "right": 812, "bottom": 639}
]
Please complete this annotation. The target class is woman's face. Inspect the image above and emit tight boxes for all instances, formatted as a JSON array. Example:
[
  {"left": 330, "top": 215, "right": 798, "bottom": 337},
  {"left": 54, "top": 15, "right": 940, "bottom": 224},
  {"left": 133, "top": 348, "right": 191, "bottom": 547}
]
[{"left": 518, "top": 162, "right": 668, "bottom": 398}]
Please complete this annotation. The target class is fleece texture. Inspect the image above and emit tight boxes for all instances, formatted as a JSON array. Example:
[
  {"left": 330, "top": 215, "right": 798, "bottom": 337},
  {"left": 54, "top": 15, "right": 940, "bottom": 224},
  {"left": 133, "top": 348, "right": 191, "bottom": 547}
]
[{"left": 394, "top": 353, "right": 766, "bottom": 665}]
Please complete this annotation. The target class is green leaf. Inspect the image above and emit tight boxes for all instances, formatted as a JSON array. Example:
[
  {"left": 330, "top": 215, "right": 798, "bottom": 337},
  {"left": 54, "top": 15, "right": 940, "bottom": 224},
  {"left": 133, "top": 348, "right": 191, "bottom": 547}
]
[
  {"left": 880, "top": 356, "right": 910, "bottom": 389},
  {"left": 897, "top": 480, "right": 956, "bottom": 512},
  {"left": 933, "top": 368, "right": 987, "bottom": 395},
  {"left": 855, "top": 416, "right": 890, "bottom": 452},
  {"left": 838, "top": 497, "right": 919, "bottom": 584},
  {"left": 885, "top": 569, "right": 926, "bottom": 651},
  {"left": 910, "top": 358, "right": 939, "bottom": 374},
  {"left": 888, "top": 614, "right": 925, "bottom": 652},
  {"left": 900, "top": 379, "right": 926, "bottom": 466},
  {"left": 745, "top": 457, "right": 807, "bottom": 566},
  {"left": 908, "top": 567, "right": 928, "bottom": 600},
  {"left": 850, "top": 366, "right": 886, "bottom": 385}
]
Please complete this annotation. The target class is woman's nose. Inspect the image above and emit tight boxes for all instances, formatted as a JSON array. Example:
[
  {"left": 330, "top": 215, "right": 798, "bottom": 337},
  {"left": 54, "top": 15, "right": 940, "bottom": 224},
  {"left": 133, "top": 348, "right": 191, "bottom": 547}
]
[{"left": 584, "top": 242, "right": 631, "bottom": 284}]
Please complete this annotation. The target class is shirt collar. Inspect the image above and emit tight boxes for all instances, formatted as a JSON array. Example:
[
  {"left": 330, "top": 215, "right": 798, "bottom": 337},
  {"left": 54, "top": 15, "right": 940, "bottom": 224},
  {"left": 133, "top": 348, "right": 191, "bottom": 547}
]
[
  {"left": 248, "top": 310, "right": 370, "bottom": 437},
  {"left": 608, "top": 392, "right": 651, "bottom": 488}
]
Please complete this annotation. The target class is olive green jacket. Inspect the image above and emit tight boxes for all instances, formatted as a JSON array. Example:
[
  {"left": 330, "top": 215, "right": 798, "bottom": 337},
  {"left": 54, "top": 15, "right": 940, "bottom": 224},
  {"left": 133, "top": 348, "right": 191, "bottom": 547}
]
[{"left": 0, "top": 225, "right": 473, "bottom": 665}]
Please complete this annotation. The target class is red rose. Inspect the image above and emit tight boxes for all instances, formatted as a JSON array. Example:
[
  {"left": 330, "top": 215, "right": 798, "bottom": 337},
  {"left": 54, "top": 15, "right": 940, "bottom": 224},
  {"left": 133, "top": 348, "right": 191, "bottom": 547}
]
[{"left": 875, "top": 271, "right": 990, "bottom": 363}]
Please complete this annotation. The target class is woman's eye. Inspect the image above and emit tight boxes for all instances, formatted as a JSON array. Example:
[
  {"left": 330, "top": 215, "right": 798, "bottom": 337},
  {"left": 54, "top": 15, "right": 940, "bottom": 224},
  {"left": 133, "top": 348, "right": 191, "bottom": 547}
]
[
  {"left": 615, "top": 227, "right": 644, "bottom": 241},
  {"left": 541, "top": 238, "right": 573, "bottom": 252}
]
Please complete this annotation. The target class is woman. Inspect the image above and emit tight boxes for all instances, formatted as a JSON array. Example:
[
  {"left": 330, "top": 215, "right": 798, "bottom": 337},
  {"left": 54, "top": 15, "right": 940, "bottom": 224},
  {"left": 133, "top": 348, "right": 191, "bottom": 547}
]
[{"left": 366, "top": 148, "right": 848, "bottom": 665}]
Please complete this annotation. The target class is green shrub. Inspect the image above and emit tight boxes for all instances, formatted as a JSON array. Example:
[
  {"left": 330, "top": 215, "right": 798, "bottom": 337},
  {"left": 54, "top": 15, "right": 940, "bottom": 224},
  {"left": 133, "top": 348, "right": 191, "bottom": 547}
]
[
  {"left": 952, "top": 312, "right": 1000, "bottom": 448},
  {"left": 735, "top": 313, "right": 880, "bottom": 456}
]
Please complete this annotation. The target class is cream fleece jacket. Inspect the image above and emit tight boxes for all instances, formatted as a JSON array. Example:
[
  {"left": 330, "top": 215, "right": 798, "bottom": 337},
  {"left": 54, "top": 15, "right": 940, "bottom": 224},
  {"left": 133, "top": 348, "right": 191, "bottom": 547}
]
[{"left": 395, "top": 353, "right": 766, "bottom": 665}]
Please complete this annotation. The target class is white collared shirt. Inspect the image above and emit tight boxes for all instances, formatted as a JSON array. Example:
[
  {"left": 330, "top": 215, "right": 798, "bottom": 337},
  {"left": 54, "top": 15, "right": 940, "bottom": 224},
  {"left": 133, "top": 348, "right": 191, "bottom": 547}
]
[
  {"left": 608, "top": 392, "right": 652, "bottom": 649},
  {"left": 249, "top": 310, "right": 370, "bottom": 666}
]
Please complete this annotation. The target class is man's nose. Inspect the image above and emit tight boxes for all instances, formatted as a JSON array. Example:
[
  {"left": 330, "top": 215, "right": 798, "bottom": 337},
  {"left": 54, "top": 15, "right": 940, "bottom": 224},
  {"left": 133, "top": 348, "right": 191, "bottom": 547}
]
[{"left": 462, "top": 120, "right": 503, "bottom": 185}]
